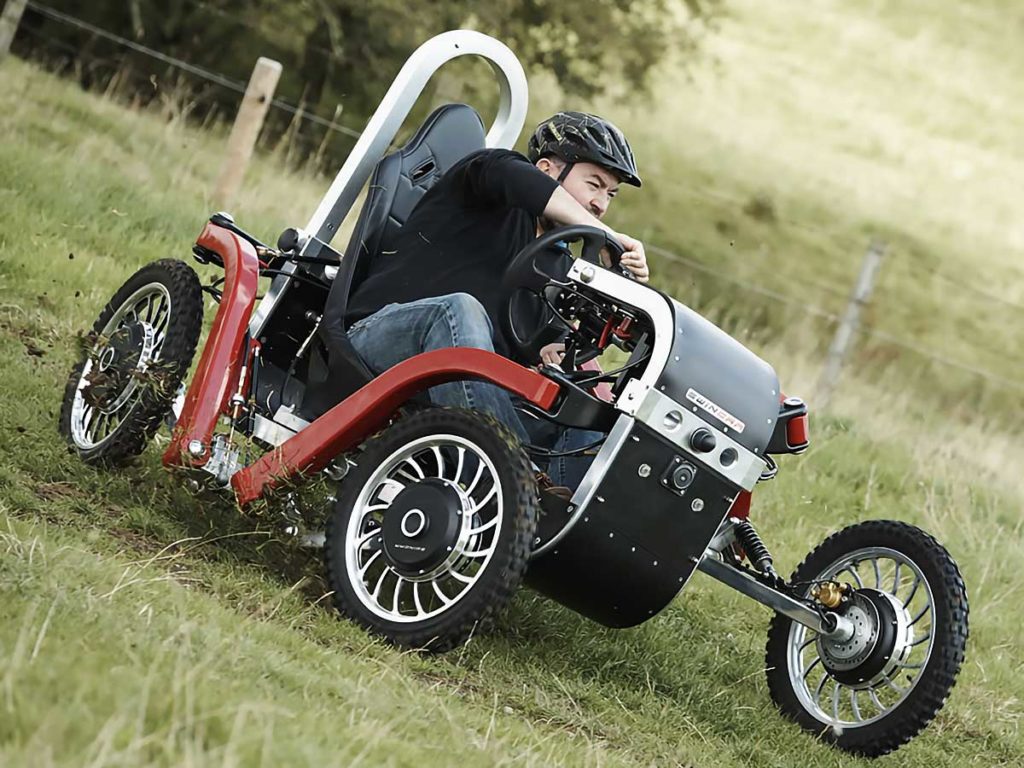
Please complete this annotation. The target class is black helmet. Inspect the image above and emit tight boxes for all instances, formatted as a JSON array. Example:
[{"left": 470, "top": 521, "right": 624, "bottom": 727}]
[{"left": 527, "top": 111, "right": 641, "bottom": 187}]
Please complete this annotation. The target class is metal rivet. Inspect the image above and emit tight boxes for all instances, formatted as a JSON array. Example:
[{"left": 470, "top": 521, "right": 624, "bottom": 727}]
[
  {"left": 638, "top": 463, "right": 651, "bottom": 478},
  {"left": 691, "top": 498, "right": 705, "bottom": 512}
]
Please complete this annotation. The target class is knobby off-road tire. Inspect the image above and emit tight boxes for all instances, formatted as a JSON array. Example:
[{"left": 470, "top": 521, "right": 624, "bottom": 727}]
[
  {"left": 765, "top": 520, "right": 969, "bottom": 757},
  {"left": 325, "top": 408, "right": 538, "bottom": 653},
  {"left": 59, "top": 259, "right": 203, "bottom": 466}
]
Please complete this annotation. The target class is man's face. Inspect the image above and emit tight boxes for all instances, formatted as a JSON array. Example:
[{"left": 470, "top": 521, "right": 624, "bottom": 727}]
[{"left": 536, "top": 157, "right": 620, "bottom": 219}]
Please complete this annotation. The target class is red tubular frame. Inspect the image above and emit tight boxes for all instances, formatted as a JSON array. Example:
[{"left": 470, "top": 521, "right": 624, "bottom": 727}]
[
  {"left": 730, "top": 491, "right": 752, "bottom": 520},
  {"left": 231, "top": 347, "right": 560, "bottom": 506},
  {"left": 162, "top": 223, "right": 260, "bottom": 468}
]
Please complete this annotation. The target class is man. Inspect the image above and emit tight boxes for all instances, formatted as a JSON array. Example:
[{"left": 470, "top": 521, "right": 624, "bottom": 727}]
[{"left": 344, "top": 111, "right": 648, "bottom": 488}]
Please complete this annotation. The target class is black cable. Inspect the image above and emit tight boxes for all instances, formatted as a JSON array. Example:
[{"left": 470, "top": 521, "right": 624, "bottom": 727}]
[
  {"left": 258, "top": 269, "right": 329, "bottom": 291},
  {"left": 525, "top": 437, "right": 606, "bottom": 459},
  {"left": 570, "top": 353, "right": 651, "bottom": 386}
]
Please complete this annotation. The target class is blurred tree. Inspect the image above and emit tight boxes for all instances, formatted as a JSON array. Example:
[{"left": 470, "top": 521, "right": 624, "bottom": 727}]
[{"left": 19, "top": 0, "right": 721, "bottom": 161}]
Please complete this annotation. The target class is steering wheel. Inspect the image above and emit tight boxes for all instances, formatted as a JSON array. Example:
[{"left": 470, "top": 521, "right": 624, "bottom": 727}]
[{"left": 499, "top": 225, "right": 627, "bottom": 364}]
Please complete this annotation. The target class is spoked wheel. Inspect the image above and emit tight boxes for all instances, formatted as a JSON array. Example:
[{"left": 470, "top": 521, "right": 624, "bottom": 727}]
[
  {"left": 765, "top": 520, "right": 969, "bottom": 757},
  {"left": 59, "top": 259, "right": 203, "bottom": 465},
  {"left": 324, "top": 408, "right": 538, "bottom": 652}
]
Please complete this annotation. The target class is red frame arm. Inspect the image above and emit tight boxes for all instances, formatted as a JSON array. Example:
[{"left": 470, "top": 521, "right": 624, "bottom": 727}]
[
  {"left": 163, "top": 222, "right": 260, "bottom": 468},
  {"left": 231, "top": 347, "right": 561, "bottom": 506}
]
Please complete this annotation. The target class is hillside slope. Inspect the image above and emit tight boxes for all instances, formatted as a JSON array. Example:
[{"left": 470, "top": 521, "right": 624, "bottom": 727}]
[{"left": 1, "top": 30, "right": 1021, "bottom": 768}]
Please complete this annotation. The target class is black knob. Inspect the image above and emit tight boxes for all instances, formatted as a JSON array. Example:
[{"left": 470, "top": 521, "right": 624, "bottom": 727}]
[
  {"left": 277, "top": 227, "right": 300, "bottom": 252},
  {"left": 690, "top": 428, "right": 717, "bottom": 453}
]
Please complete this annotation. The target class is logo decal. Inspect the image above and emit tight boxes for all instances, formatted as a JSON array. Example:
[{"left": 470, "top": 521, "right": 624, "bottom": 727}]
[
  {"left": 685, "top": 388, "right": 746, "bottom": 433},
  {"left": 392, "top": 543, "right": 427, "bottom": 552}
]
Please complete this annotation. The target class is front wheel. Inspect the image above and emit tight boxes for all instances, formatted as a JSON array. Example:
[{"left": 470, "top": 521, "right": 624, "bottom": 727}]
[
  {"left": 59, "top": 259, "right": 203, "bottom": 465},
  {"left": 324, "top": 408, "right": 538, "bottom": 653},
  {"left": 765, "top": 520, "right": 968, "bottom": 757}
]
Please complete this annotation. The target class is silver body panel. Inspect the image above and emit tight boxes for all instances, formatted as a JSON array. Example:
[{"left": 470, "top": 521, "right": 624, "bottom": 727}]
[{"left": 619, "top": 379, "right": 767, "bottom": 491}]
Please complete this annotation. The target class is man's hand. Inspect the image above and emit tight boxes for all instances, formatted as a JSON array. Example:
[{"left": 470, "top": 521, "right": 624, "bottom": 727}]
[
  {"left": 539, "top": 342, "right": 566, "bottom": 368},
  {"left": 613, "top": 232, "right": 649, "bottom": 282},
  {"left": 541, "top": 184, "right": 650, "bottom": 282}
]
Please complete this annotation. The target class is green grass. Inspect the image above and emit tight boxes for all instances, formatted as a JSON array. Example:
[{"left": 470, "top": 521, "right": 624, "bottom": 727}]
[
  {"left": 1, "top": 3, "right": 1022, "bottom": 764},
  {"left": 542, "top": 0, "right": 1024, "bottom": 420}
]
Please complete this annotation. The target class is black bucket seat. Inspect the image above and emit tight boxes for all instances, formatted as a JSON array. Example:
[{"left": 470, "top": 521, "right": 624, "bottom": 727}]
[{"left": 302, "top": 103, "right": 487, "bottom": 417}]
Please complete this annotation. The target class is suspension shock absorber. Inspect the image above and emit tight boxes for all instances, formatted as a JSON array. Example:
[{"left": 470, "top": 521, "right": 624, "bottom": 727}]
[{"left": 735, "top": 519, "right": 779, "bottom": 582}]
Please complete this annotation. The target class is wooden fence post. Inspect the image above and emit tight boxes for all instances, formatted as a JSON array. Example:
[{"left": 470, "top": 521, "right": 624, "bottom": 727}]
[
  {"left": 816, "top": 240, "right": 886, "bottom": 408},
  {"left": 0, "top": 0, "right": 28, "bottom": 62},
  {"left": 213, "top": 56, "right": 282, "bottom": 209}
]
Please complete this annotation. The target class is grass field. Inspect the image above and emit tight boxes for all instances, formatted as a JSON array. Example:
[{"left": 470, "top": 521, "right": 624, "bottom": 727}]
[{"left": 1, "top": 1, "right": 1022, "bottom": 765}]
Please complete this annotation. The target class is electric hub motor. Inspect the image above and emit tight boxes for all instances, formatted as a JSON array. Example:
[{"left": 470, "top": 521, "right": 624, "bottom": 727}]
[
  {"left": 379, "top": 478, "right": 477, "bottom": 579},
  {"left": 817, "top": 589, "right": 915, "bottom": 688}
]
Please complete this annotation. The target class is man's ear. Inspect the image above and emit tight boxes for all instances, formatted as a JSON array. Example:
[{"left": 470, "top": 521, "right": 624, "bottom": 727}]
[{"left": 535, "top": 156, "right": 561, "bottom": 179}]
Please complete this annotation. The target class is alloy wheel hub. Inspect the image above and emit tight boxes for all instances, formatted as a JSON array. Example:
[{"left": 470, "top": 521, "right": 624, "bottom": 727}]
[{"left": 381, "top": 478, "right": 469, "bottom": 576}]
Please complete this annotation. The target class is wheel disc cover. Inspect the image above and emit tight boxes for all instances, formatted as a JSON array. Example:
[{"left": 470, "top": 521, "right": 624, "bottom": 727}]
[{"left": 380, "top": 478, "right": 469, "bottom": 576}]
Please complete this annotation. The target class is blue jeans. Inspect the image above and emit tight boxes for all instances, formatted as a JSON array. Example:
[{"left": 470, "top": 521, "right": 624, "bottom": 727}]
[{"left": 347, "top": 293, "right": 602, "bottom": 488}]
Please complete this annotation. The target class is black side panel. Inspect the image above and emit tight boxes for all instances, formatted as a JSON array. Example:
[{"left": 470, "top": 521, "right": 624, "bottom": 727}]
[
  {"left": 656, "top": 298, "right": 780, "bottom": 454},
  {"left": 526, "top": 421, "right": 740, "bottom": 627}
]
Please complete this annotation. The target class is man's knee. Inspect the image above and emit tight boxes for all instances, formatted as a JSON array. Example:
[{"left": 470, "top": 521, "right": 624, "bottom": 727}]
[
  {"left": 446, "top": 293, "right": 489, "bottom": 326},
  {"left": 439, "top": 292, "right": 493, "bottom": 348}
]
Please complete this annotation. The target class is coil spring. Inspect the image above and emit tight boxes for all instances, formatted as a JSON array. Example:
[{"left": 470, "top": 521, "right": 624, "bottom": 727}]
[{"left": 735, "top": 519, "right": 774, "bottom": 572}]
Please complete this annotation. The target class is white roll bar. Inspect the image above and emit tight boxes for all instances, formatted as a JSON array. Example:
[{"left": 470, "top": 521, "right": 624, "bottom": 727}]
[{"left": 304, "top": 30, "right": 529, "bottom": 245}]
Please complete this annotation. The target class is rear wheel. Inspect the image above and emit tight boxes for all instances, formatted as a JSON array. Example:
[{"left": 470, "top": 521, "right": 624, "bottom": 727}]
[
  {"left": 765, "top": 520, "right": 969, "bottom": 757},
  {"left": 324, "top": 408, "right": 538, "bottom": 652},
  {"left": 59, "top": 259, "right": 203, "bottom": 465}
]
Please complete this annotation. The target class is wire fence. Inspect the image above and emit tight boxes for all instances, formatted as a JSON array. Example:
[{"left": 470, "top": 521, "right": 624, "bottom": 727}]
[
  {"left": 12, "top": 2, "right": 1024, "bottom": 398},
  {"left": 24, "top": 2, "right": 363, "bottom": 139}
]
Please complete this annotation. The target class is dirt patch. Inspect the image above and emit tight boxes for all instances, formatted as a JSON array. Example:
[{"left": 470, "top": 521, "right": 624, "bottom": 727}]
[
  {"left": 34, "top": 481, "right": 88, "bottom": 502},
  {"left": 109, "top": 525, "right": 163, "bottom": 555}
]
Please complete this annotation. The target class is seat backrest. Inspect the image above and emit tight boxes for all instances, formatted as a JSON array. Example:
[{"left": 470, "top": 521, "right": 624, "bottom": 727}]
[
  {"left": 305, "top": 103, "right": 486, "bottom": 418},
  {"left": 332, "top": 103, "right": 487, "bottom": 323}
]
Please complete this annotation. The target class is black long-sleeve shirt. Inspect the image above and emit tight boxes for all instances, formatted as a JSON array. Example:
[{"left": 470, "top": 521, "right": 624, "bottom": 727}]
[{"left": 345, "top": 148, "right": 560, "bottom": 355}]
